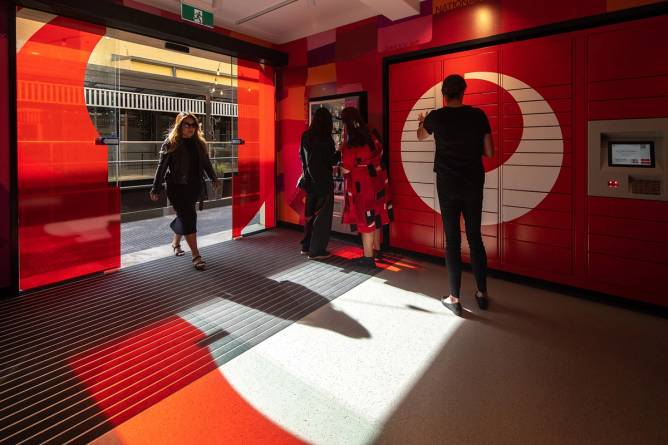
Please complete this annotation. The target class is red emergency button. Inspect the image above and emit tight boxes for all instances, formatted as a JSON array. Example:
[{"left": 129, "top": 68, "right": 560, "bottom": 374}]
[{"left": 607, "top": 180, "right": 620, "bottom": 188}]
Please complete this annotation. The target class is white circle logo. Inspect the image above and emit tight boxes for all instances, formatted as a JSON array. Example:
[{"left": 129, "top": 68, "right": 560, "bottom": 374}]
[{"left": 400, "top": 72, "right": 564, "bottom": 226}]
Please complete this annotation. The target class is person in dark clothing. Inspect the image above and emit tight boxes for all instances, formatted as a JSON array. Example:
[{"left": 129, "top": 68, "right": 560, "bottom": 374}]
[
  {"left": 150, "top": 112, "right": 220, "bottom": 270},
  {"left": 339, "top": 107, "right": 392, "bottom": 268},
  {"left": 299, "top": 107, "right": 338, "bottom": 259},
  {"left": 417, "top": 74, "right": 495, "bottom": 316}
]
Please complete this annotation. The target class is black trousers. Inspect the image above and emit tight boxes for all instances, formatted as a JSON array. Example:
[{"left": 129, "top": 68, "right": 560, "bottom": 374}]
[
  {"left": 438, "top": 184, "right": 488, "bottom": 298},
  {"left": 301, "top": 191, "right": 334, "bottom": 255},
  {"left": 167, "top": 183, "right": 200, "bottom": 236}
]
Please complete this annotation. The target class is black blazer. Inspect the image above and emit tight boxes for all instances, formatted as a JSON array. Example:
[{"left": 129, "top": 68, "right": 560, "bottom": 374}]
[
  {"left": 300, "top": 130, "right": 339, "bottom": 195},
  {"left": 151, "top": 139, "right": 217, "bottom": 194}
]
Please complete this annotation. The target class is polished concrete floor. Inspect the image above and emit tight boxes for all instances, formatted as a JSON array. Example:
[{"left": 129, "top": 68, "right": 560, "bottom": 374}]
[{"left": 90, "top": 229, "right": 668, "bottom": 445}]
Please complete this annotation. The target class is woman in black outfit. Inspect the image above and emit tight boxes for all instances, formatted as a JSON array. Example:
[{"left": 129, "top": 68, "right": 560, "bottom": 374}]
[
  {"left": 299, "top": 107, "right": 338, "bottom": 259},
  {"left": 150, "top": 112, "right": 220, "bottom": 270}
]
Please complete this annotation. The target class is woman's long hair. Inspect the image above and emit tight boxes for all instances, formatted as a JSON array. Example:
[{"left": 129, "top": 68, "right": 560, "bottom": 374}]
[
  {"left": 309, "top": 107, "right": 333, "bottom": 138},
  {"left": 164, "top": 112, "right": 208, "bottom": 155},
  {"left": 341, "top": 107, "right": 374, "bottom": 149}
]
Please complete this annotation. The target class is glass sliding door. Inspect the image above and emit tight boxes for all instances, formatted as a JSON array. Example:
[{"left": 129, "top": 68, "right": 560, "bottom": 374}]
[
  {"left": 16, "top": 8, "right": 276, "bottom": 290},
  {"left": 16, "top": 9, "right": 121, "bottom": 290},
  {"left": 93, "top": 29, "right": 237, "bottom": 221}
]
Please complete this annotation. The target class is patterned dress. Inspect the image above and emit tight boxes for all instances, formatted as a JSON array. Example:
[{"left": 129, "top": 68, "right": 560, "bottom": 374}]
[{"left": 341, "top": 134, "right": 393, "bottom": 233}]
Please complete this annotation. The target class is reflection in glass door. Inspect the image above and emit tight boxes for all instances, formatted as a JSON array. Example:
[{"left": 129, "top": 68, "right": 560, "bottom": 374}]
[
  {"left": 16, "top": 9, "right": 121, "bottom": 290},
  {"left": 89, "top": 30, "right": 239, "bottom": 221}
]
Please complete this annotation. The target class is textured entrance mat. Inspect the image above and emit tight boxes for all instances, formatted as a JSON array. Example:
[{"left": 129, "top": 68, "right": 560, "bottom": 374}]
[
  {"left": 0, "top": 229, "right": 378, "bottom": 444},
  {"left": 121, "top": 205, "right": 232, "bottom": 255}
]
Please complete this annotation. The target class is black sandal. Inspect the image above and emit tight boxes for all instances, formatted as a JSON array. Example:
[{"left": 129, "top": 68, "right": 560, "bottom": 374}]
[
  {"left": 475, "top": 291, "right": 489, "bottom": 310},
  {"left": 192, "top": 255, "right": 206, "bottom": 270},
  {"left": 441, "top": 298, "right": 462, "bottom": 316},
  {"left": 172, "top": 243, "right": 185, "bottom": 256}
]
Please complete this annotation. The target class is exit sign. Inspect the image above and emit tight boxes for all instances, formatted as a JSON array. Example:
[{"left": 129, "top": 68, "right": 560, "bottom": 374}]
[{"left": 181, "top": 3, "right": 214, "bottom": 28}]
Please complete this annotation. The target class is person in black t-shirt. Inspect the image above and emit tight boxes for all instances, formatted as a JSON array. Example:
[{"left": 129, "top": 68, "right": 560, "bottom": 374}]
[{"left": 417, "top": 74, "right": 494, "bottom": 316}]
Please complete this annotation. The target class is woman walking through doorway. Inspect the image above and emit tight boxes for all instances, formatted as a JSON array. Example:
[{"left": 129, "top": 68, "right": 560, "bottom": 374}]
[{"left": 150, "top": 112, "right": 220, "bottom": 270}]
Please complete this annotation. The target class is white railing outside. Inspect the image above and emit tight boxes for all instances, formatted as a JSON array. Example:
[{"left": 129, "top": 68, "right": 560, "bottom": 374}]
[{"left": 17, "top": 81, "right": 237, "bottom": 117}]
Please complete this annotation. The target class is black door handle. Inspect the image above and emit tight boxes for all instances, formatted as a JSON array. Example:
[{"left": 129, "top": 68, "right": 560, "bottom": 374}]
[{"left": 96, "top": 136, "right": 120, "bottom": 145}]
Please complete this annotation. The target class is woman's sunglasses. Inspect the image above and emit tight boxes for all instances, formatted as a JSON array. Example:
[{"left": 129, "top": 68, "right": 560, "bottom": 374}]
[{"left": 182, "top": 121, "right": 198, "bottom": 129}]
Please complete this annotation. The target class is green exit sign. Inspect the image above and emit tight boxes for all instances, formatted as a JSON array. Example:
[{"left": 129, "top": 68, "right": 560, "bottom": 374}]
[{"left": 181, "top": 3, "right": 214, "bottom": 28}]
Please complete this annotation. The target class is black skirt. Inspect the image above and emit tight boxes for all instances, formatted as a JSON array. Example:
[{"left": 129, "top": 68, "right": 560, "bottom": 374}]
[{"left": 167, "top": 182, "right": 201, "bottom": 235}]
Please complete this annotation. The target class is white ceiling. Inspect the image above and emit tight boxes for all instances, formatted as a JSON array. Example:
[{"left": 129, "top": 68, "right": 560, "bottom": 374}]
[{"left": 130, "top": 0, "right": 423, "bottom": 44}]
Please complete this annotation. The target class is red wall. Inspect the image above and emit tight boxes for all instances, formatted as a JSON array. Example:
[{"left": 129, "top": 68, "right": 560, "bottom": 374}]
[
  {"left": 275, "top": 0, "right": 664, "bottom": 224},
  {"left": 0, "top": 7, "right": 10, "bottom": 290},
  {"left": 388, "top": 15, "right": 668, "bottom": 305},
  {"left": 276, "top": 0, "right": 668, "bottom": 305},
  {"left": 584, "top": 18, "right": 668, "bottom": 304}
]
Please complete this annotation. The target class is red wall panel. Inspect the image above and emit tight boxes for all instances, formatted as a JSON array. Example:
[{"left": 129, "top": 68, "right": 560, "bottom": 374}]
[
  {"left": 588, "top": 214, "right": 668, "bottom": 244},
  {"left": 588, "top": 97, "right": 668, "bottom": 121},
  {"left": 500, "top": 36, "right": 573, "bottom": 87},
  {"left": 504, "top": 239, "right": 573, "bottom": 275},
  {"left": 587, "top": 17, "right": 668, "bottom": 82},
  {"left": 388, "top": 15, "right": 668, "bottom": 305},
  {"left": 272, "top": 0, "right": 668, "bottom": 305},
  {"left": 390, "top": 222, "right": 436, "bottom": 251},
  {"left": 504, "top": 224, "right": 572, "bottom": 248},
  {"left": 585, "top": 17, "right": 668, "bottom": 304},
  {"left": 394, "top": 208, "right": 436, "bottom": 227},
  {"left": 588, "top": 253, "right": 665, "bottom": 305},
  {"left": 510, "top": 208, "right": 573, "bottom": 230},
  {"left": 0, "top": 10, "right": 10, "bottom": 290},
  {"left": 588, "top": 234, "right": 668, "bottom": 265},
  {"left": 588, "top": 196, "right": 668, "bottom": 222}
]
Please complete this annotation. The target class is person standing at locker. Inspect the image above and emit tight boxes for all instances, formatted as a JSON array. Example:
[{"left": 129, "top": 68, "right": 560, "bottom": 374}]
[
  {"left": 417, "top": 74, "right": 494, "bottom": 316},
  {"left": 299, "top": 107, "right": 338, "bottom": 259},
  {"left": 339, "top": 107, "right": 392, "bottom": 267}
]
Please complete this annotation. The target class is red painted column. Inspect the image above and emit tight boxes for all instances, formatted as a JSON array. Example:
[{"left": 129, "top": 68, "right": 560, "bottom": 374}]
[{"left": 233, "top": 60, "right": 275, "bottom": 238}]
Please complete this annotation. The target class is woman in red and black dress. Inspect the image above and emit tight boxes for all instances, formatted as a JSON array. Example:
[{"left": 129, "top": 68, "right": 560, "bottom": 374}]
[{"left": 339, "top": 107, "right": 392, "bottom": 267}]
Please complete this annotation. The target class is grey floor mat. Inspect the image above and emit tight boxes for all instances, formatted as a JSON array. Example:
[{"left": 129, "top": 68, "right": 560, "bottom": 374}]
[
  {"left": 0, "top": 229, "right": 379, "bottom": 444},
  {"left": 121, "top": 206, "right": 232, "bottom": 255}
]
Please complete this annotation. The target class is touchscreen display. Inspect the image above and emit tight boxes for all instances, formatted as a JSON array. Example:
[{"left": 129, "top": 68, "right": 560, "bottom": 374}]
[{"left": 608, "top": 142, "right": 655, "bottom": 168}]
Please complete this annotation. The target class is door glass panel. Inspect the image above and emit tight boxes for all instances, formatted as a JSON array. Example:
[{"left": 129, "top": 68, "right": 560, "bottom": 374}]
[
  {"left": 16, "top": 9, "right": 268, "bottom": 289},
  {"left": 16, "top": 9, "right": 121, "bottom": 290},
  {"left": 233, "top": 60, "right": 275, "bottom": 237}
]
